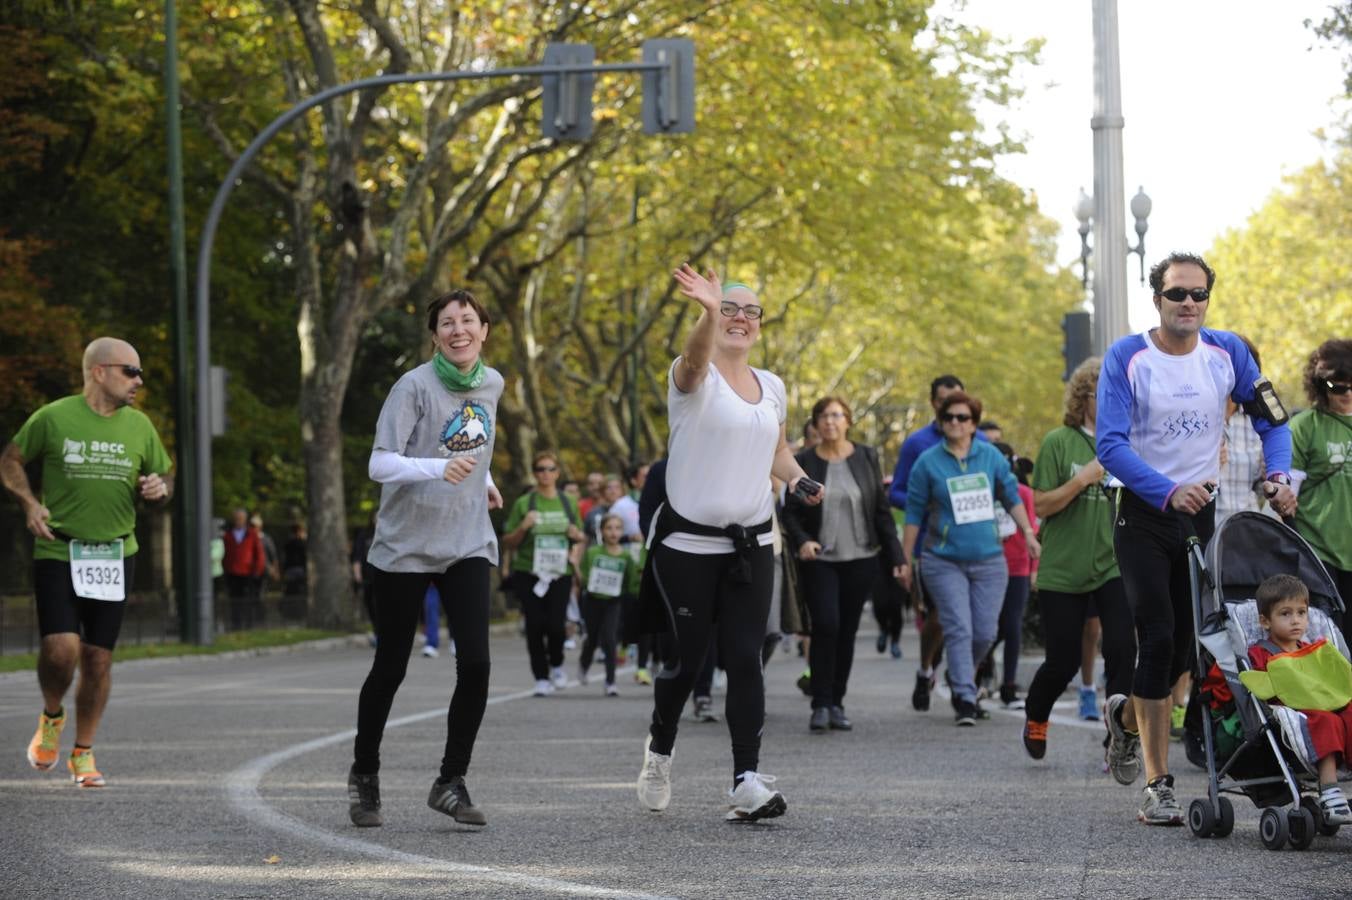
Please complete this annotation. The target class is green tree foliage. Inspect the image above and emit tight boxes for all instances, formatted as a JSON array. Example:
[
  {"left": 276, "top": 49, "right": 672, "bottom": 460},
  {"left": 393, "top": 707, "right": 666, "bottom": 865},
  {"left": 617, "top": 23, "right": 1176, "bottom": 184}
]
[
  {"left": 1207, "top": 151, "right": 1352, "bottom": 403},
  {"left": 3, "top": 1, "right": 1081, "bottom": 624}
]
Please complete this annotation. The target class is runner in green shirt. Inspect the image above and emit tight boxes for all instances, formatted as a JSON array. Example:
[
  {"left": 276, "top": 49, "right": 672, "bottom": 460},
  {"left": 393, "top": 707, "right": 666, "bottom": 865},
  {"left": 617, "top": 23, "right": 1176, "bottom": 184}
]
[
  {"left": 576, "top": 515, "right": 639, "bottom": 694},
  {"left": 1020, "top": 358, "right": 1135, "bottom": 764},
  {"left": 1, "top": 337, "right": 173, "bottom": 787},
  {"left": 1291, "top": 339, "right": 1352, "bottom": 647},
  {"left": 502, "top": 450, "right": 585, "bottom": 695}
]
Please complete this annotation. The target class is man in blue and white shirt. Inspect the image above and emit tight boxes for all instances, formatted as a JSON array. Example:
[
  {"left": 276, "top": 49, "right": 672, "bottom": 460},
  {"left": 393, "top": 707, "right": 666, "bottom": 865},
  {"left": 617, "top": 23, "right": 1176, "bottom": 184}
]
[{"left": 1096, "top": 251, "right": 1296, "bottom": 826}]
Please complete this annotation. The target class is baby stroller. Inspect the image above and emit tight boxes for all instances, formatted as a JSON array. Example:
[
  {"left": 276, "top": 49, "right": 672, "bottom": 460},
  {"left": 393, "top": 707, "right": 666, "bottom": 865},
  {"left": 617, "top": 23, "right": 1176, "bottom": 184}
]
[{"left": 1187, "top": 511, "right": 1349, "bottom": 850}]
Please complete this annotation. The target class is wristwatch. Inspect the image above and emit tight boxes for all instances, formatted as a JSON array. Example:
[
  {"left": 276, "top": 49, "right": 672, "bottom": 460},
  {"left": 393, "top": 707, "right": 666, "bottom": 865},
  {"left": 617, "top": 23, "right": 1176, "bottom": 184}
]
[{"left": 1267, "top": 473, "right": 1291, "bottom": 486}]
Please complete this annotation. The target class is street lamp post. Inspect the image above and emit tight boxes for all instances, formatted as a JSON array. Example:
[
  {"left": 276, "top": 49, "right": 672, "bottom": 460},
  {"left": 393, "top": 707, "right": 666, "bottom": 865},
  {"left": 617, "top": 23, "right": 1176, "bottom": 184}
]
[
  {"left": 1080, "top": 0, "right": 1156, "bottom": 355},
  {"left": 1075, "top": 185, "right": 1151, "bottom": 291}
]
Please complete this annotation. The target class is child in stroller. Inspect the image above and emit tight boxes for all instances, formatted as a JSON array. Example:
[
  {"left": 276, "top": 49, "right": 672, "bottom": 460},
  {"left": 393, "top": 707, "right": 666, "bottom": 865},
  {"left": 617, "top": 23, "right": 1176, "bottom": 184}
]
[{"left": 1246, "top": 574, "right": 1352, "bottom": 826}]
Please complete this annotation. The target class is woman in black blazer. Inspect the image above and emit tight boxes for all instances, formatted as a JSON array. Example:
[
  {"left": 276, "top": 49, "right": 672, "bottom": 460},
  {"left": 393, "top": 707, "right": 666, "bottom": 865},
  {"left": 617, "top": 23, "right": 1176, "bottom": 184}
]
[{"left": 784, "top": 396, "right": 905, "bottom": 733}]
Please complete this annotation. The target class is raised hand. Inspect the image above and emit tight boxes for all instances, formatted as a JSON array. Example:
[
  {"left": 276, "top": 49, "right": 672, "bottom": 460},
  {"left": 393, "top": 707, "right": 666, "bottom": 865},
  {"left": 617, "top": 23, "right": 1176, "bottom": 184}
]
[{"left": 672, "top": 263, "right": 723, "bottom": 314}]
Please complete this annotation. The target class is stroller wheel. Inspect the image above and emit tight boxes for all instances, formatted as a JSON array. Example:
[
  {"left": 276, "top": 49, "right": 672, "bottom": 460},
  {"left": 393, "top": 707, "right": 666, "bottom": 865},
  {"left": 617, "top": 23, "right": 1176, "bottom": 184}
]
[
  {"left": 1259, "top": 807, "right": 1288, "bottom": 851},
  {"left": 1287, "top": 807, "right": 1316, "bottom": 851},
  {"left": 1213, "top": 797, "right": 1234, "bottom": 838},
  {"left": 1188, "top": 799, "right": 1215, "bottom": 838},
  {"left": 1300, "top": 795, "right": 1341, "bottom": 837}
]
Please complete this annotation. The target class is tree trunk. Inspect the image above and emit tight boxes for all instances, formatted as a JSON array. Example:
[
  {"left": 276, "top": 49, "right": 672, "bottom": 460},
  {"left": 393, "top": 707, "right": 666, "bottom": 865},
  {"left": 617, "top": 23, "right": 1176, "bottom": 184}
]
[{"left": 300, "top": 377, "right": 350, "bottom": 628}]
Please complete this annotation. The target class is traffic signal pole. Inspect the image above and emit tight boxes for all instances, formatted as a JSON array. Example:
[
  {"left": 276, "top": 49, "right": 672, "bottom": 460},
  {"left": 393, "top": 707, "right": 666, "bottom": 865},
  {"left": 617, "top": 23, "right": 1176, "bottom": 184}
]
[{"left": 190, "top": 43, "right": 694, "bottom": 643}]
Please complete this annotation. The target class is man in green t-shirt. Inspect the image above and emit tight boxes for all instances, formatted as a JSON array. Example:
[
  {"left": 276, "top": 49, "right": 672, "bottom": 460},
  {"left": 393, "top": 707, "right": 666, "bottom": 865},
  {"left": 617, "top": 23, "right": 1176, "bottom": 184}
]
[{"left": 1, "top": 337, "right": 173, "bottom": 788}]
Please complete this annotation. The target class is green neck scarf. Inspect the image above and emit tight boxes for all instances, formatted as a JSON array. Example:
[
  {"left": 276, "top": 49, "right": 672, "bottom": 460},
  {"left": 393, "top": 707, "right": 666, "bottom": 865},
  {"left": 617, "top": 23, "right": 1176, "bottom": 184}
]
[{"left": 432, "top": 351, "right": 485, "bottom": 393}]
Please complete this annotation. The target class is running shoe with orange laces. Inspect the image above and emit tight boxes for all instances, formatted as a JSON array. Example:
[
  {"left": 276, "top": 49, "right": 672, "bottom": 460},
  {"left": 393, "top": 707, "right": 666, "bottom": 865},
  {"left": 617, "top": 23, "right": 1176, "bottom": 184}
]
[
  {"left": 27, "top": 710, "right": 65, "bottom": 771},
  {"left": 68, "top": 747, "right": 106, "bottom": 788},
  {"left": 1022, "top": 719, "right": 1048, "bottom": 760}
]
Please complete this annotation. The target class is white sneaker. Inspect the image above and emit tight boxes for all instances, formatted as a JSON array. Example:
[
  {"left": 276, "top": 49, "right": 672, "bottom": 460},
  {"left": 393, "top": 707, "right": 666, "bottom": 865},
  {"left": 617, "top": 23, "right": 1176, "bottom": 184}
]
[
  {"left": 1320, "top": 787, "right": 1352, "bottom": 825},
  {"left": 563, "top": 638, "right": 577, "bottom": 651},
  {"left": 605, "top": 682, "right": 619, "bottom": 697},
  {"left": 533, "top": 679, "right": 554, "bottom": 697},
  {"left": 637, "top": 735, "right": 672, "bottom": 811},
  {"left": 422, "top": 645, "right": 439, "bottom": 659},
  {"left": 550, "top": 667, "right": 568, "bottom": 690},
  {"left": 726, "top": 772, "right": 786, "bottom": 822}
]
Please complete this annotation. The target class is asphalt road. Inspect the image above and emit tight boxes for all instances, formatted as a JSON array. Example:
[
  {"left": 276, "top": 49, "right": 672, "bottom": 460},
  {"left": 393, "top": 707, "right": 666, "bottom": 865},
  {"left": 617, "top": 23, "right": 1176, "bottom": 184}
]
[{"left": 2, "top": 624, "right": 1349, "bottom": 899}]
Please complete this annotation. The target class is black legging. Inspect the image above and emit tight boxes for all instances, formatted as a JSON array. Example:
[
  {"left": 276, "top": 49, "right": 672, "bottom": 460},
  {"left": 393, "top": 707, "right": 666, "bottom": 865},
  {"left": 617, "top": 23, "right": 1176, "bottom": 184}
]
[
  {"left": 648, "top": 542, "right": 772, "bottom": 777},
  {"left": 515, "top": 573, "right": 570, "bottom": 680},
  {"left": 1327, "top": 565, "right": 1352, "bottom": 649},
  {"left": 353, "top": 559, "right": 491, "bottom": 780},
  {"left": 1113, "top": 490, "right": 1215, "bottom": 700},
  {"left": 1024, "top": 578, "right": 1136, "bottom": 722},
  {"left": 872, "top": 554, "right": 905, "bottom": 643},
  {"left": 580, "top": 593, "right": 621, "bottom": 684},
  {"left": 800, "top": 556, "right": 877, "bottom": 710}
]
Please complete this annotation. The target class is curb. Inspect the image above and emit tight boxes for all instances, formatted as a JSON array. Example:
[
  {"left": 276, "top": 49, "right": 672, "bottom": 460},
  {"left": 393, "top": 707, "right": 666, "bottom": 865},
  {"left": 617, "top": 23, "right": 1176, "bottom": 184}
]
[{"left": 0, "top": 618, "right": 524, "bottom": 681}]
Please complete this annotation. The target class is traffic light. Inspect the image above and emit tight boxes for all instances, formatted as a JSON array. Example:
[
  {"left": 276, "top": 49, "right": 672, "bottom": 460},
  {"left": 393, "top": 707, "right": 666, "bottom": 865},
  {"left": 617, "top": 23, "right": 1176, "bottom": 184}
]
[
  {"left": 541, "top": 43, "right": 595, "bottom": 141},
  {"left": 641, "top": 39, "right": 695, "bottom": 134},
  {"left": 1061, "top": 311, "right": 1092, "bottom": 381}
]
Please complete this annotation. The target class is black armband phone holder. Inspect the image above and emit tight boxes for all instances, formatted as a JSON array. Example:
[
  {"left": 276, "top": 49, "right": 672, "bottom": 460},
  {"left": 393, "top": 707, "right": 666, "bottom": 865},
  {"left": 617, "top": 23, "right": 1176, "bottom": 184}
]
[{"left": 1243, "top": 376, "right": 1288, "bottom": 426}]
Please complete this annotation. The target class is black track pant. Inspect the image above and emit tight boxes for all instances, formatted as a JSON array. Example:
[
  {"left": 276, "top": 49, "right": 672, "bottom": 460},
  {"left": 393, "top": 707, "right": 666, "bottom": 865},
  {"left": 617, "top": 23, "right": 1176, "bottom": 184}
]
[
  {"left": 1330, "top": 565, "right": 1352, "bottom": 650},
  {"left": 580, "top": 594, "right": 621, "bottom": 684},
  {"left": 1113, "top": 491, "right": 1214, "bottom": 700},
  {"left": 515, "top": 574, "right": 570, "bottom": 681},
  {"left": 353, "top": 559, "right": 491, "bottom": 780},
  {"left": 1024, "top": 578, "right": 1136, "bottom": 722},
  {"left": 648, "top": 542, "right": 772, "bottom": 777},
  {"left": 801, "top": 556, "right": 877, "bottom": 709},
  {"left": 872, "top": 555, "right": 905, "bottom": 643}
]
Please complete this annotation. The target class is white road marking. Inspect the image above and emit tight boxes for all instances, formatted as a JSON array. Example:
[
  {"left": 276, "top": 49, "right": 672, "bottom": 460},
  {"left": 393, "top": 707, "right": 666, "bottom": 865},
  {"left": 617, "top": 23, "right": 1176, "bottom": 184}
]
[{"left": 226, "top": 674, "right": 674, "bottom": 900}]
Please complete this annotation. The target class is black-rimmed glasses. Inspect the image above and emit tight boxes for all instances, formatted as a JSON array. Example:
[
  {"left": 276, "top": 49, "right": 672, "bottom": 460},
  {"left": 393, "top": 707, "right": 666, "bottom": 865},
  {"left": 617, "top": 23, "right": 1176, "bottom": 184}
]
[{"left": 719, "top": 300, "right": 763, "bottom": 320}]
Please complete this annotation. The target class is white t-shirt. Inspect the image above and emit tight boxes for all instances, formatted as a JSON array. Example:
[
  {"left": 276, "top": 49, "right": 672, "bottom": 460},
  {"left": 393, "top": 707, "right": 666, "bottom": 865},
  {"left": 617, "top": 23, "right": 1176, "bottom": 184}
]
[
  {"left": 662, "top": 359, "right": 786, "bottom": 554},
  {"left": 608, "top": 494, "right": 642, "bottom": 540},
  {"left": 1121, "top": 331, "right": 1232, "bottom": 491}
]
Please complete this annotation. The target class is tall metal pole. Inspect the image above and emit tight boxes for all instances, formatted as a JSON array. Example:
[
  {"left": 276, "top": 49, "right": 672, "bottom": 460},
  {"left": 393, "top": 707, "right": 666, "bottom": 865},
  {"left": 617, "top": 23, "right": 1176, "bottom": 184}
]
[
  {"left": 1091, "top": 0, "right": 1129, "bottom": 354},
  {"left": 164, "top": 0, "right": 198, "bottom": 641}
]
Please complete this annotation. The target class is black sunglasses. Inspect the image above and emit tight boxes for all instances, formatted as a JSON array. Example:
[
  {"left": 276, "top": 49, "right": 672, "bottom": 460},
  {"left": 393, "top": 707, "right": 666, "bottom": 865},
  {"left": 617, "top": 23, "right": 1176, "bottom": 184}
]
[
  {"left": 102, "top": 363, "right": 144, "bottom": 379},
  {"left": 941, "top": 413, "right": 973, "bottom": 423},
  {"left": 534, "top": 465, "right": 558, "bottom": 473},
  {"left": 1157, "top": 287, "right": 1210, "bottom": 303},
  {"left": 1326, "top": 380, "right": 1352, "bottom": 396},
  {"left": 719, "top": 300, "right": 763, "bottom": 320}
]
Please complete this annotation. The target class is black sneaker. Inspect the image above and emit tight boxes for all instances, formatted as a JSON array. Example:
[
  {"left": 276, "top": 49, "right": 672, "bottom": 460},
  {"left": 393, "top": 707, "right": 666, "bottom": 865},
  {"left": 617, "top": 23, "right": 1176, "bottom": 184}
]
[
  {"left": 912, "top": 671, "right": 932, "bottom": 712},
  {"left": 348, "top": 766, "right": 382, "bottom": 827},
  {"left": 954, "top": 700, "right": 978, "bottom": 727},
  {"left": 828, "top": 706, "right": 852, "bottom": 731},
  {"left": 809, "top": 706, "right": 829, "bottom": 732},
  {"left": 876, "top": 633, "right": 888, "bottom": 654},
  {"left": 972, "top": 700, "right": 991, "bottom": 721},
  {"left": 427, "top": 775, "right": 487, "bottom": 826},
  {"left": 999, "top": 684, "right": 1024, "bottom": 710}
]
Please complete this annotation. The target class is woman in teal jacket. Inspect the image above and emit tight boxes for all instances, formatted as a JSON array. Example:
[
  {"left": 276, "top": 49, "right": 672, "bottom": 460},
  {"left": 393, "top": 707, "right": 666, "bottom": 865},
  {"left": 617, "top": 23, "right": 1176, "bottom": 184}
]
[{"left": 902, "top": 391, "right": 1040, "bottom": 725}]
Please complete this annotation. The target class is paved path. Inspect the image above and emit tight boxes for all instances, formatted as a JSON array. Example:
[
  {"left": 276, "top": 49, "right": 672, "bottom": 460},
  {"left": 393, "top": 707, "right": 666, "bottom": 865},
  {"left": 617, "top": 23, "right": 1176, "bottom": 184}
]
[{"left": 2, "top": 626, "right": 1348, "bottom": 898}]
